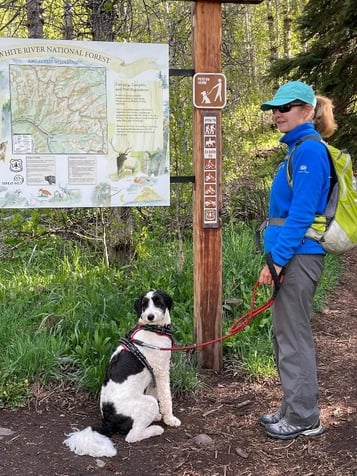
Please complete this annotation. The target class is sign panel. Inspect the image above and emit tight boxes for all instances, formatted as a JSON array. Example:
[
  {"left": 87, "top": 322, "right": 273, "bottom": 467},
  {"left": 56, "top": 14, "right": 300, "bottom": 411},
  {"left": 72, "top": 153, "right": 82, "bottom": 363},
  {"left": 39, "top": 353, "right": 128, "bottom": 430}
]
[
  {"left": 193, "top": 73, "right": 226, "bottom": 109},
  {"left": 0, "top": 38, "right": 169, "bottom": 208},
  {"left": 202, "top": 112, "right": 220, "bottom": 228}
]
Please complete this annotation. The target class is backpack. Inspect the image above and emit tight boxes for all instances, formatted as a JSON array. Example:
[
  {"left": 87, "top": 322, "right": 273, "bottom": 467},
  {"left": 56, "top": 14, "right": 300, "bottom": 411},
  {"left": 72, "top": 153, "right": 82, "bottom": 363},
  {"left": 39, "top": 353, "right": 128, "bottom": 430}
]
[{"left": 287, "top": 135, "right": 357, "bottom": 255}]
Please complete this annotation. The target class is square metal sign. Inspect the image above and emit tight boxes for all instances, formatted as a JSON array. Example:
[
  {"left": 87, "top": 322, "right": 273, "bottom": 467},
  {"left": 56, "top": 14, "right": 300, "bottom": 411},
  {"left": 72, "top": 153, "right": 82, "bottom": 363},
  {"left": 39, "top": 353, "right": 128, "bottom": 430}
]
[{"left": 193, "top": 73, "right": 226, "bottom": 109}]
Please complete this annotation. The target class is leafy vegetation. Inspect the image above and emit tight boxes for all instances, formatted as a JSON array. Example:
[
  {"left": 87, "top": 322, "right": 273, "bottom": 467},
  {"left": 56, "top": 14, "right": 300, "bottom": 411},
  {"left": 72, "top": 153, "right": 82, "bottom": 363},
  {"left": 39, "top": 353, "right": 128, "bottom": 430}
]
[
  {"left": 0, "top": 0, "right": 351, "bottom": 407},
  {"left": 0, "top": 222, "right": 340, "bottom": 407}
]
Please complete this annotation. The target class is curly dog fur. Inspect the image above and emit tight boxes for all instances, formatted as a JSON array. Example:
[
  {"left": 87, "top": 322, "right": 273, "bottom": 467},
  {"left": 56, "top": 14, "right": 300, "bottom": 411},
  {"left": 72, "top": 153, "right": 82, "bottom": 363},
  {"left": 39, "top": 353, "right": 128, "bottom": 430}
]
[{"left": 64, "top": 290, "right": 181, "bottom": 457}]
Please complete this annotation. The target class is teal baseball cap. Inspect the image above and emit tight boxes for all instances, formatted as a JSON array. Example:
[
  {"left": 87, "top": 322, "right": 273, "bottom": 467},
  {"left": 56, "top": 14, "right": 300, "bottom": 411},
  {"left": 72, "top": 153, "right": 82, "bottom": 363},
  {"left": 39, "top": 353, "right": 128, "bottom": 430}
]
[{"left": 261, "top": 81, "right": 317, "bottom": 111}]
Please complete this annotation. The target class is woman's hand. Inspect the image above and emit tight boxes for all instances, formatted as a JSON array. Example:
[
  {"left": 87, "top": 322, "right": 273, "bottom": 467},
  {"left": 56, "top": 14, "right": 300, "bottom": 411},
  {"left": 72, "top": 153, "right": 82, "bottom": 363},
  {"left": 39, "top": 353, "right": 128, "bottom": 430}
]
[{"left": 258, "top": 264, "right": 283, "bottom": 286}]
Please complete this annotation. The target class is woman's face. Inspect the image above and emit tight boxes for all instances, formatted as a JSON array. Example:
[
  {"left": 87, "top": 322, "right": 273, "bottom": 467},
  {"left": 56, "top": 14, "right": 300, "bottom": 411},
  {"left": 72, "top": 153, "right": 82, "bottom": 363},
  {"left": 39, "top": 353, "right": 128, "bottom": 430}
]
[{"left": 272, "top": 103, "right": 314, "bottom": 133}]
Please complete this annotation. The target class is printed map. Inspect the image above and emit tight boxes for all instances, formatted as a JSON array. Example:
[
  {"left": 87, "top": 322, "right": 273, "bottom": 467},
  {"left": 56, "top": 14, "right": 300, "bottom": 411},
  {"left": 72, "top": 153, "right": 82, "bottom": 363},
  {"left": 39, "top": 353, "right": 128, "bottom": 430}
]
[{"left": 9, "top": 65, "right": 108, "bottom": 154}]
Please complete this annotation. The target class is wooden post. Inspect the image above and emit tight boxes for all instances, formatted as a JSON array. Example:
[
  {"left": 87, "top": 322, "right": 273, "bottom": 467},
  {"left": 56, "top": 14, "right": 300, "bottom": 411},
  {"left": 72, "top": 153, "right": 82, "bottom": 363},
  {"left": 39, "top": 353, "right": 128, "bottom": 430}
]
[{"left": 192, "top": 1, "right": 223, "bottom": 370}]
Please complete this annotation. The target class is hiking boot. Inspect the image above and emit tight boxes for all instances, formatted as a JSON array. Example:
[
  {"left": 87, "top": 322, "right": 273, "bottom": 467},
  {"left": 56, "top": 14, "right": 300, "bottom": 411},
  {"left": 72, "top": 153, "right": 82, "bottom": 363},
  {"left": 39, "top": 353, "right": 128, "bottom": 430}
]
[
  {"left": 265, "top": 417, "right": 324, "bottom": 440},
  {"left": 259, "top": 410, "right": 283, "bottom": 427}
]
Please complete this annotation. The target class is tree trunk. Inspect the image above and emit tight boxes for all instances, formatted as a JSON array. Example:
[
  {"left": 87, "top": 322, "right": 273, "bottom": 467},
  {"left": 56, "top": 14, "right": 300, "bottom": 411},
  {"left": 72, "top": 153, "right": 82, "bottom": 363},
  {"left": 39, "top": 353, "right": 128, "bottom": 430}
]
[
  {"left": 63, "top": 1, "right": 74, "bottom": 40},
  {"left": 107, "top": 208, "right": 135, "bottom": 266},
  {"left": 243, "top": 6, "right": 255, "bottom": 80},
  {"left": 90, "top": 0, "right": 116, "bottom": 41},
  {"left": 26, "top": 0, "right": 43, "bottom": 38},
  {"left": 283, "top": 0, "right": 292, "bottom": 58},
  {"left": 88, "top": 0, "right": 135, "bottom": 266},
  {"left": 265, "top": 0, "right": 278, "bottom": 61}
]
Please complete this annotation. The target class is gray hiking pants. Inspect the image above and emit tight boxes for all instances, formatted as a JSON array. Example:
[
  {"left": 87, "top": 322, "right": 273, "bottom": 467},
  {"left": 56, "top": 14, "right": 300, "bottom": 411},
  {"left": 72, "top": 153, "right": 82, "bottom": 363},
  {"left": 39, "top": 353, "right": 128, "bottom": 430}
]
[{"left": 272, "top": 254, "right": 324, "bottom": 426}]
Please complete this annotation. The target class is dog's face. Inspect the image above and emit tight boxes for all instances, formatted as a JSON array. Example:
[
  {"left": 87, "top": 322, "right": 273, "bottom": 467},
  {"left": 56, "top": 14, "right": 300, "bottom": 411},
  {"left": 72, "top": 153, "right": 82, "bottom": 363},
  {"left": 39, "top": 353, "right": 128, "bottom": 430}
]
[{"left": 134, "top": 290, "right": 173, "bottom": 326}]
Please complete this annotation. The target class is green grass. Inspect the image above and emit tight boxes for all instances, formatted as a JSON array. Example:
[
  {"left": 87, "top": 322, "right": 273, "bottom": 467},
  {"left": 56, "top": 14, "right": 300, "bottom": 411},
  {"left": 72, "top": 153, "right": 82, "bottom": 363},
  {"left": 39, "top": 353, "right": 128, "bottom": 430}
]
[{"left": 0, "top": 222, "right": 341, "bottom": 407}]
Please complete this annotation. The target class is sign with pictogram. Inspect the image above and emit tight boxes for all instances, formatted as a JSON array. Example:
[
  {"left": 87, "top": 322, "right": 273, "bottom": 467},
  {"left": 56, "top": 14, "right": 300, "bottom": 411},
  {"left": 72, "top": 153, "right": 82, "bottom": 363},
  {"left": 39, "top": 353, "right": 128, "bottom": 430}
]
[
  {"left": 193, "top": 73, "right": 226, "bottom": 109},
  {"left": 202, "top": 112, "right": 220, "bottom": 227}
]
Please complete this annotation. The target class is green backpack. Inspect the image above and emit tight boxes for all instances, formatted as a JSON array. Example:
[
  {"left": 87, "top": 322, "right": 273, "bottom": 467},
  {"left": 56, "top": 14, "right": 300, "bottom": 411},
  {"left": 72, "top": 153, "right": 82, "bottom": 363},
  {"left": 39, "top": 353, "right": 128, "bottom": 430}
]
[{"left": 287, "top": 135, "right": 357, "bottom": 255}]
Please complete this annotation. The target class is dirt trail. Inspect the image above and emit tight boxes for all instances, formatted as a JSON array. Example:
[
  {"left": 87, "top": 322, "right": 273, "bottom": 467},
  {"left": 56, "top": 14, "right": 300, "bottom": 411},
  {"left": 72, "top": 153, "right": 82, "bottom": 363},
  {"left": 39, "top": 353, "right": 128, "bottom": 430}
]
[{"left": 1, "top": 250, "right": 356, "bottom": 476}]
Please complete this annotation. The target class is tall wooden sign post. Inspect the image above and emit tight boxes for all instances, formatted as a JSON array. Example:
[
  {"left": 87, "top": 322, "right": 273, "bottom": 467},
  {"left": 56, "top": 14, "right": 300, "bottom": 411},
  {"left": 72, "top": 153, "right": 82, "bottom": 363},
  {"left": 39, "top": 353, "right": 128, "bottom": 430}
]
[
  {"left": 192, "top": 1, "right": 224, "bottom": 370},
  {"left": 192, "top": 0, "right": 263, "bottom": 370}
]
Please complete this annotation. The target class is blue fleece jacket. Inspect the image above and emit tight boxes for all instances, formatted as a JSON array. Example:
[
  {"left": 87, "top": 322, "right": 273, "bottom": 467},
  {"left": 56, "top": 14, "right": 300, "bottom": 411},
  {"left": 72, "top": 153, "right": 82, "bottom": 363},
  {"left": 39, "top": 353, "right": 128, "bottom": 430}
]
[{"left": 264, "top": 122, "right": 331, "bottom": 267}]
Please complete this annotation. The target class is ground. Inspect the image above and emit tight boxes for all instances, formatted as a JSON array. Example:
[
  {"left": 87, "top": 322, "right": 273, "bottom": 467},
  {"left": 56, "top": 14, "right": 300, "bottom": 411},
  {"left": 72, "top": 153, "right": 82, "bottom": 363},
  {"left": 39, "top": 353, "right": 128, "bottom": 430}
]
[{"left": 1, "top": 251, "right": 356, "bottom": 476}]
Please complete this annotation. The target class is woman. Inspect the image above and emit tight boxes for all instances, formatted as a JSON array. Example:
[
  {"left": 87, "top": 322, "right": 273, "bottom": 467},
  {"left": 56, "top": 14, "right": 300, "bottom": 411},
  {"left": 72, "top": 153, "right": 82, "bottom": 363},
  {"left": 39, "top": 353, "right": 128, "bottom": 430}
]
[{"left": 258, "top": 81, "right": 337, "bottom": 440}]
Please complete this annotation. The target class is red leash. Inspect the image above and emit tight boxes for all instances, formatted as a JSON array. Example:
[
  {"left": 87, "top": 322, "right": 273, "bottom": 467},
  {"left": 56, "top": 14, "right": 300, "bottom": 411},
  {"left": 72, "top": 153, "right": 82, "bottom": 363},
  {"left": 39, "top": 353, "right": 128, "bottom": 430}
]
[{"left": 160, "top": 280, "right": 275, "bottom": 352}]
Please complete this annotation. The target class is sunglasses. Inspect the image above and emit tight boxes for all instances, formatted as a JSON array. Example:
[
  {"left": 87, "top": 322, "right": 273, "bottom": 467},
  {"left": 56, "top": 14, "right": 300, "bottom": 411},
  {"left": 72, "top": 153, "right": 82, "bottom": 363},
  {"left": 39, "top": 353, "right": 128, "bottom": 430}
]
[{"left": 271, "top": 102, "right": 306, "bottom": 113}]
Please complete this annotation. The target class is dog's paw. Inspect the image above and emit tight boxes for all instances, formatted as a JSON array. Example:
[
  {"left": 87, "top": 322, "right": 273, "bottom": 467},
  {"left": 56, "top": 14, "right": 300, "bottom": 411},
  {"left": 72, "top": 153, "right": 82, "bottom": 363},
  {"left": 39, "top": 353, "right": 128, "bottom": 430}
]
[
  {"left": 125, "top": 425, "right": 164, "bottom": 443},
  {"left": 163, "top": 415, "right": 181, "bottom": 427}
]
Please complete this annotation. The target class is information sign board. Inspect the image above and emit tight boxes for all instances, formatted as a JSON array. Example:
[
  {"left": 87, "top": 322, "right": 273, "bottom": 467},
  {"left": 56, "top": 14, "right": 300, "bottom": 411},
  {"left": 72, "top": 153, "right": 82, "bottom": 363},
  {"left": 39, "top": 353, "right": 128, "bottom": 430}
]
[{"left": 0, "top": 38, "right": 169, "bottom": 208}]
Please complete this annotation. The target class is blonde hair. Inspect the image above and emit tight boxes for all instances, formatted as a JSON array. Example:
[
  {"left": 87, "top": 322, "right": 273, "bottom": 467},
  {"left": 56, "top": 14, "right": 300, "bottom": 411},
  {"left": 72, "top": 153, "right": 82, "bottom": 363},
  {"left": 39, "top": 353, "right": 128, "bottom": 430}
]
[{"left": 313, "top": 95, "right": 338, "bottom": 138}]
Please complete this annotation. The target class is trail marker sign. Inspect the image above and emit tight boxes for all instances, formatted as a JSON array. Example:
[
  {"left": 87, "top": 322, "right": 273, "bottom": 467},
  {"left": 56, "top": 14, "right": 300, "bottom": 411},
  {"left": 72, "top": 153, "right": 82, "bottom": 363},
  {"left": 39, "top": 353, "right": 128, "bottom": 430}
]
[{"left": 193, "top": 73, "right": 226, "bottom": 109}]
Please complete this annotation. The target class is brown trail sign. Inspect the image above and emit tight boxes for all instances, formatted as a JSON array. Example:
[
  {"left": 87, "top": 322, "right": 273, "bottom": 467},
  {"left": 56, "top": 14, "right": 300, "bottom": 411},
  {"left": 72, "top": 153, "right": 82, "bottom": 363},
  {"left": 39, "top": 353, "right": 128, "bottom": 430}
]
[{"left": 193, "top": 73, "right": 227, "bottom": 109}]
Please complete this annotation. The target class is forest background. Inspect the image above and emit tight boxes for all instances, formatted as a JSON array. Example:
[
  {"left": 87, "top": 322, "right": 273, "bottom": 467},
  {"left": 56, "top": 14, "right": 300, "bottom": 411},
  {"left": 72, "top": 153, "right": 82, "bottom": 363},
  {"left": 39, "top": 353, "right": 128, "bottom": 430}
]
[{"left": 0, "top": 0, "right": 356, "bottom": 406}]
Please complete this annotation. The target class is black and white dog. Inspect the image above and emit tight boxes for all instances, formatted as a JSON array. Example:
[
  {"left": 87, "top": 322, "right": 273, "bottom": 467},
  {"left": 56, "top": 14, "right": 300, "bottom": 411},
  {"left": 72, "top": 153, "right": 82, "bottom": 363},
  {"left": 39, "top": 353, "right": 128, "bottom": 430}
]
[{"left": 64, "top": 290, "right": 181, "bottom": 457}]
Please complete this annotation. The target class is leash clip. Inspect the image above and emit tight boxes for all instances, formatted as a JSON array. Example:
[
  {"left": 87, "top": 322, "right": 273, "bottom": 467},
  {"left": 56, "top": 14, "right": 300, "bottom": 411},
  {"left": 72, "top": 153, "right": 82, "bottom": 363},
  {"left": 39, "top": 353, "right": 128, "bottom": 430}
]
[{"left": 132, "top": 339, "right": 162, "bottom": 350}]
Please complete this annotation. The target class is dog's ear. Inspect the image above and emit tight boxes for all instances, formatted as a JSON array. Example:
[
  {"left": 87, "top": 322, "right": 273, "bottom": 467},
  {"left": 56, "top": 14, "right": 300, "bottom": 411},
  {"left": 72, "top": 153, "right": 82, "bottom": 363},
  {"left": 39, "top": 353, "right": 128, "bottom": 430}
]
[
  {"left": 133, "top": 295, "right": 143, "bottom": 317},
  {"left": 160, "top": 291, "right": 173, "bottom": 311}
]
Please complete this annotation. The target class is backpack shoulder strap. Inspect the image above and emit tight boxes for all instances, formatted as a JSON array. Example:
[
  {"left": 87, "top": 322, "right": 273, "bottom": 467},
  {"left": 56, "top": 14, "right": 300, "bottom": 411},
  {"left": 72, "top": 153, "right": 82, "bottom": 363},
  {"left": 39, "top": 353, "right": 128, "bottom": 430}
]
[
  {"left": 287, "top": 134, "right": 324, "bottom": 184},
  {"left": 287, "top": 135, "right": 337, "bottom": 205}
]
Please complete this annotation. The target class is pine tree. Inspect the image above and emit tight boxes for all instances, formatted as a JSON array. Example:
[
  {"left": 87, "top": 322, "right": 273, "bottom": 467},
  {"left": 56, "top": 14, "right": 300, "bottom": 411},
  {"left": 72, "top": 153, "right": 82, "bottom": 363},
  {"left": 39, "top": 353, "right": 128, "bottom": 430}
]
[{"left": 269, "top": 0, "right": 357, "bottom": 158}]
